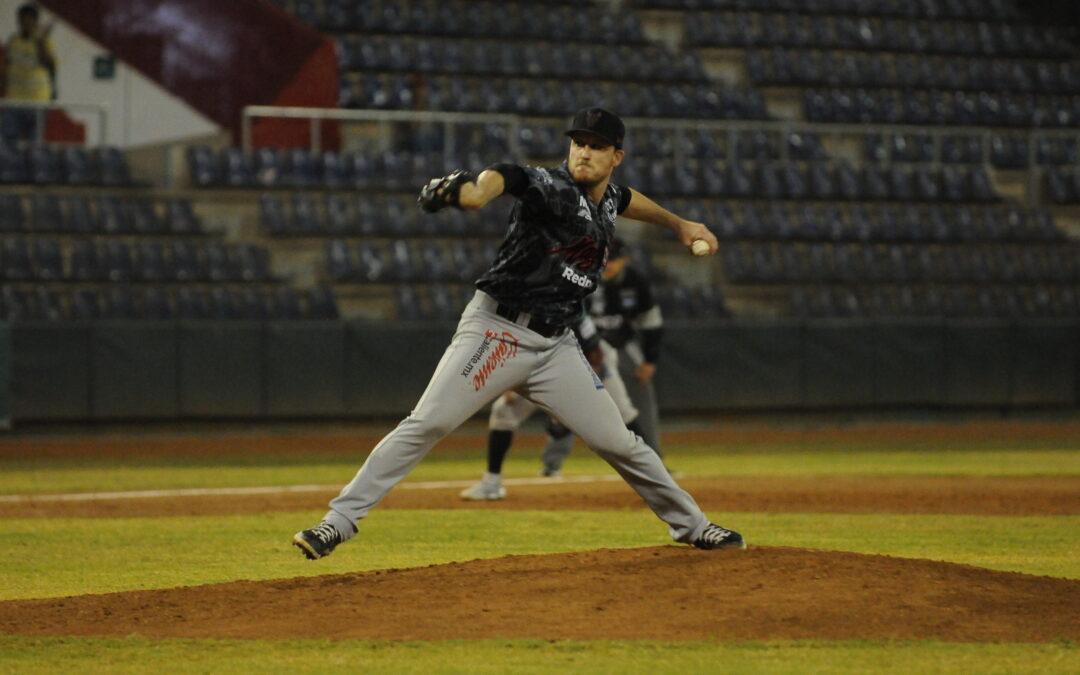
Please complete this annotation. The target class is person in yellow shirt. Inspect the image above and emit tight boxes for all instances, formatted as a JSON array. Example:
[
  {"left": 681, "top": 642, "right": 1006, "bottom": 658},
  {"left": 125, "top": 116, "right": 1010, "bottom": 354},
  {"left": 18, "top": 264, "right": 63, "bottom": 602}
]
[{"left": 1, "top": 3, "right": 56, "bottom": 142}]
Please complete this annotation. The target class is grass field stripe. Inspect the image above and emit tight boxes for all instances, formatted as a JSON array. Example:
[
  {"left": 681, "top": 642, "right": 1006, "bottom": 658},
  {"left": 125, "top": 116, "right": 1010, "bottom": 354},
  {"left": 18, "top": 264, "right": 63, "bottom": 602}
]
[{"left": 0, "top": 475, "right": 622, "bottom": 502}]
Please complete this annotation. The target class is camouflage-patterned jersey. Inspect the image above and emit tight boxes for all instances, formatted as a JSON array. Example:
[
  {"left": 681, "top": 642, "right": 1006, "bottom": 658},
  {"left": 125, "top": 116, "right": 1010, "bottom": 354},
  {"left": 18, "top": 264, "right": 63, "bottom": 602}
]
[{"left": 476, "top": 162, "right": 632, "bottom": 326}]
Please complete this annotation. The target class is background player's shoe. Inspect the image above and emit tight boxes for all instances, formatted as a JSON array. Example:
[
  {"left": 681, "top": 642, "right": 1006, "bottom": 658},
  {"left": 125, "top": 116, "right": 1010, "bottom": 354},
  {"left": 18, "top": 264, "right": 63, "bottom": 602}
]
[
  {"left": 692, "top": 523, "right": 747, "bottom": 550},
  {"left": 293, "top": 521, "right": 345, "bottom": 560},
  {"left": 540, "top": 466, "right": 562, "bottom": 478},
  {"left": 460, "top": 473, "right": 506, "bottom": 500}
]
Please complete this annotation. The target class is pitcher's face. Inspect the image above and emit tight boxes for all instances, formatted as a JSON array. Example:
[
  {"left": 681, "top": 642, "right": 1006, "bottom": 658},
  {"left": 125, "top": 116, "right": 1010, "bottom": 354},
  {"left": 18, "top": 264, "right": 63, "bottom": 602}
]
[{"left": 567, "top": 132, "right": 624, "bottom": 187}]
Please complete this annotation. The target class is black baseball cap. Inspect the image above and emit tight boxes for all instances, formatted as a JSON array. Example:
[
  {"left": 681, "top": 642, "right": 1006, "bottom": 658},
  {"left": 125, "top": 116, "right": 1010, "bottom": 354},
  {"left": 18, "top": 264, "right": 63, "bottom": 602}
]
[{"left": 565, "top": 107, "right": 625, "bottom": 149}]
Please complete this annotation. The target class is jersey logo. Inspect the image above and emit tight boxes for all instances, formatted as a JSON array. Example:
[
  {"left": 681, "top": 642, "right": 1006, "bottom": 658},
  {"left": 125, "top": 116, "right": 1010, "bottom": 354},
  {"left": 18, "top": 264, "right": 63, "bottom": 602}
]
[
  {"left": 471, "top": 330, "right": 520, "bottom": 391},
  {"left": 602, "top": 199, "right": 617, "bottom": 224},
  {"left": 576, "top": 195, "right": 592, "bottom": 221},
  {"left": 549, "top": 236, "right": 600, "bottom": 270},
  {"left": 561, "top": 265, "right": 594, "bottom": 289}
]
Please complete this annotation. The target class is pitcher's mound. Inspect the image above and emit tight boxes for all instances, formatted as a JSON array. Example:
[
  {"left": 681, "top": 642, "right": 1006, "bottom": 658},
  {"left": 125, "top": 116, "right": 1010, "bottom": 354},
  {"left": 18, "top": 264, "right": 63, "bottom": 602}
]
[{"left": 3, "top": 547, "right": 1078, "bottom": 642}]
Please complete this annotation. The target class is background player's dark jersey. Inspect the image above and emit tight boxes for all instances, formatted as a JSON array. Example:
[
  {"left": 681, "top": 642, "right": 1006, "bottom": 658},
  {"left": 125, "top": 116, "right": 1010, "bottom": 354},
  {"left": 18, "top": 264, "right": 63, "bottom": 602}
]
[
  {"left": 589, "top": 265, "right": 663, "bottom": 363},
  {"left": 476, "top": 163, "right": 631, "bottom": 327}
]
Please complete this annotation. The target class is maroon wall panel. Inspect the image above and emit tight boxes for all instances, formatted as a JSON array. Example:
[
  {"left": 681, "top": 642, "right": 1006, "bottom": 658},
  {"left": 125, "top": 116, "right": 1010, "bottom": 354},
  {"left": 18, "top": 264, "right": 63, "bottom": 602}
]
[{"left": 42, "top": 0, "right": 337, "bottom": 140}]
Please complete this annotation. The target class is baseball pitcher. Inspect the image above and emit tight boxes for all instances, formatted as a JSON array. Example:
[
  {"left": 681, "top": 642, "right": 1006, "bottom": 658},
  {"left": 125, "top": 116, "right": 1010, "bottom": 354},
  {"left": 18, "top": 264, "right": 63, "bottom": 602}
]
[{"left": 293, "top": 107, "right": 745, "bottom": 559}]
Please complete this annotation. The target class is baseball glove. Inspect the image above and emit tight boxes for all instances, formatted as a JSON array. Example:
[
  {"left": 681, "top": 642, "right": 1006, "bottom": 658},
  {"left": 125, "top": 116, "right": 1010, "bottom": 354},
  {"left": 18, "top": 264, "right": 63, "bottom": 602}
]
[{"left": 417, "top": 169, "right": 476, "bottom": 213}]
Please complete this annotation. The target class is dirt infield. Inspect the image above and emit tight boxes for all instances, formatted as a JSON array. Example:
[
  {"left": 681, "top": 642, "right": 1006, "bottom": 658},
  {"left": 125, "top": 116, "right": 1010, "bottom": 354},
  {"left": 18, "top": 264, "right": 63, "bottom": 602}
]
[
  {"left": 3, "top": 417, "right": 1079, "bottom": 461},
  {"left": 3, "top": 476, "right": 1078, "bottom": 519},
  {"left": 2, "top": 547, "right": 1077, "bottom": 642}
]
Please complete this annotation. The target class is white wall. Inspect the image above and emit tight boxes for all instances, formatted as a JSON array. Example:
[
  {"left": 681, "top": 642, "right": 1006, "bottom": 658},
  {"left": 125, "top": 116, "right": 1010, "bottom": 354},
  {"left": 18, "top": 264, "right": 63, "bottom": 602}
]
[{"left": 0, "top": 0, "right": 221, "bottom": 147}]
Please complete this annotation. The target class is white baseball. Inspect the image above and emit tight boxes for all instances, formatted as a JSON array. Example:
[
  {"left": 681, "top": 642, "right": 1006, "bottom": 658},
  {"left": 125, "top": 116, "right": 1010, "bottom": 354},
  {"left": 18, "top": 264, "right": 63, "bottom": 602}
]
[{"left": 691, "top": 240, "right": 710, "bottom": 256}]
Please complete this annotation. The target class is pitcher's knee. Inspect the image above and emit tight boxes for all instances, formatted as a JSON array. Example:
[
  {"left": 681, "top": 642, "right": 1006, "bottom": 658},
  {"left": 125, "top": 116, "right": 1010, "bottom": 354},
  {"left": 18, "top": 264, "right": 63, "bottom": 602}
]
[
  {"left": 583, "top": 428, "right": 638, "bottom": 458},
  {"left": 399, "top": 414, "right": 457, "bottom": 445}
]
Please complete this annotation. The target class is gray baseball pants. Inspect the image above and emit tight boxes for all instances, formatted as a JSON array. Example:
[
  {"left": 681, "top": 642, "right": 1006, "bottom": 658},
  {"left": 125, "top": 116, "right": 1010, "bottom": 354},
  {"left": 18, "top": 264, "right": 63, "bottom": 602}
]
[
  {"left": 491, "top": 340, "right": 639, "bottom": 431},
  {"left": 324, "top": 290, "right": 709, "bottom": 544},
  {"left": 538, "top": 340, "right": 640, "bottom": 471}
]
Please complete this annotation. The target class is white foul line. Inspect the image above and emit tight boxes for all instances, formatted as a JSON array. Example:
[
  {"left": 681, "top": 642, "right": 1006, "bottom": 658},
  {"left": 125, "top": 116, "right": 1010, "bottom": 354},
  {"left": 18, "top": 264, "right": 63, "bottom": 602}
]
[{"left": 0, "top": 474, "right": 623, "bottom": 503}]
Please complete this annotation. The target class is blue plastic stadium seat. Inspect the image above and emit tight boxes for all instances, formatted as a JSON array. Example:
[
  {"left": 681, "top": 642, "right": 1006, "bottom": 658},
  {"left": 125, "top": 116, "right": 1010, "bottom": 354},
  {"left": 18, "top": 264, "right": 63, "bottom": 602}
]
[
  {"left": 187, "top": 145, "right": 220, "bottom": 187},
  {"left": 726, "top": 162, "right": 754, "bottom": 197},
  {"left": 135, "top": 241, "right": 172, "bottom": 282},
  {"left": 29, "top": 193, "right": 60, "bottom": 232},
  {"left": 287, "top": 148, "right": 319, "bottom": 188},
  {"left": 270, "top": 287, "right": 304, "bottom": 320},
  {"left": 913, "top": 167, "right": 941, "bottom": 202},
  {"left": 320, "top": 151, "right": 349, "bottom": 188},
  {"left": 98, "top": 197, "right": 131, "bottom": 234},
  {"left": 95, "top": 146, "right": 132, "bottom": 186},
  {"left": 0, "top": 194, "right": 23, "bottom": 232},
  {"left": 427, "top": 284, "right": 460, "bottom": 320},
  {"left": 165, "top": 199, "right": 201, "bottom": 235},
  {"left": 68, "top": 239, "right": 100, "bottom": 281},
  {"left": 260, "top": 194, "right": 288, "bottom": 236},
  {"left": 27, "top": 144, "right": 61, "bottom": 184},
  {"left": 175, "top": 287, "right": 210, "bottom": 319},
  {"left": 0, "top": 142, "right": 29, "bottom": 183},
  {"left": 326, "top": 239, "right": 357, "bottom": 281},
  {"left": 253, "top": 147, "right": 285, "bottom": 188},
  {"left": 395, "top": 284, "right": 422, "bottom": 320},
  {"left": 170, "top": 240, "right": 204, "bottom": 282},
  {"left": 305, "top": 286, "right": 339, "bottom": 319},
  {"left": 209, "top": 286, "right": 240, "bottom": 320},
  {"left": 356, "top": 241, "right": 389, "bottom": 282},
  {"left": 137, "top": 287, "right": 173, "bottom": 319},
  {"left": 235, "top": 244, "right": 271, "bottom": 282},
  {"left": 388, "top": 239, "right": 419, "bottom": 282},
  {"left": 105, "top": 286, "right": 136, "bottom": 319},
  {"left": 324, "top": 194, "right": 353, "bottom": 235},
  {"left": 204, "top": 242, "right": 234, "bottom": 282},
  {"left": 222, "top": 148, "right": 255, "bottom": 187},
  {"left": 292, "top": 194, "right": 323, "bottom": 235},
  {"left": 3, "top": 238, "right": 32, "bottom": 281},
  {"left": 861, "top": 166, "right": 890, "bottom": 201},
  {"left": 61, "top": 146, "right": 96, "bottom": 185},
  {"left": 63, "top": 195, "right": 97, "bottom": 234},
  {"left": 969, "top": 167, "right": 998, "bottom": 201},
  {"left": 71, "top": 288, "right": 102, "bottom": 320},
  {"left": 32, "top": 237, "right": 63, "bottom": 281},
  {"left": 130, "top": 198, "right": 165, "bottom": 235},
  {"left": 235, "top": 288, "right": 270, "bottom": 320}
]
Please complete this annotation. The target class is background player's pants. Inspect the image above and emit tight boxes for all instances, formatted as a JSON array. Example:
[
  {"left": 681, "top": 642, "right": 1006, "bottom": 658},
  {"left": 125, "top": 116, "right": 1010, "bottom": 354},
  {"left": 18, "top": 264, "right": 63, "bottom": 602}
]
[
  {"left": 618, "top": 341, "right": 662, "bottom": 457},
  {"left": 324, "top": 291, "right": 709, "bottom": 544}
]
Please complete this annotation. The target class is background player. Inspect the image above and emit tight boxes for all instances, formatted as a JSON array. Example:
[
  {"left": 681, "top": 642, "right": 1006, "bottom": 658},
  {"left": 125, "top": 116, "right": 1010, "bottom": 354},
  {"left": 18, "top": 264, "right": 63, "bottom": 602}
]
[
  {"left": 293, "top": 106, "right": 746, "bottom": 560},
  {"left": 459, "top": 313, "right": 648, "bottom": 500},
  {"left": 540, "top": 237, "right": 667, "bottom": 475}
]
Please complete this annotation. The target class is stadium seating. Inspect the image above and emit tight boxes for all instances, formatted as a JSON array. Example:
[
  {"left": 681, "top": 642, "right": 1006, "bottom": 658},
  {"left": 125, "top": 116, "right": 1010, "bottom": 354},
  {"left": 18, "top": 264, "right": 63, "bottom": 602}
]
[{"left": 208, "top": 0, "right": 1080, "bottom": 320}]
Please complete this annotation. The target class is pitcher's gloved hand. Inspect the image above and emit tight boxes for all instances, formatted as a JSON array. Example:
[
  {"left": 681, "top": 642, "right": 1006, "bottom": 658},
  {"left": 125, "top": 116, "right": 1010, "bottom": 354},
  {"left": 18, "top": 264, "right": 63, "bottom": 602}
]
[{"left": 418, "top": 169, "right": 476, "bottom": 213}]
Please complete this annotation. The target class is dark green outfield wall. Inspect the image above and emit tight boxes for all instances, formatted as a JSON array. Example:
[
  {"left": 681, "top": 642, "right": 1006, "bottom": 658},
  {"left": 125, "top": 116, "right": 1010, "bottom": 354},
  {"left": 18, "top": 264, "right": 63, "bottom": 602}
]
[{"left": 4, "top": 318, "right": 1078, "bottom": 422}]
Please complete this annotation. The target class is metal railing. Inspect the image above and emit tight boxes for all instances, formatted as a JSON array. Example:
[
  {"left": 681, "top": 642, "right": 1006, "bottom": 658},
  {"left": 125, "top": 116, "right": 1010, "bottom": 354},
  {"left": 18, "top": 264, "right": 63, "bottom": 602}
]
[
  {"left": 242, "top": 105, "right": 1080, "bottom": 206},
  {"left": 1, "top": 99, "right": 109, "bottom": 145},
  {"left": 241, "top": 106, "right": 522, "bottom": 158}
]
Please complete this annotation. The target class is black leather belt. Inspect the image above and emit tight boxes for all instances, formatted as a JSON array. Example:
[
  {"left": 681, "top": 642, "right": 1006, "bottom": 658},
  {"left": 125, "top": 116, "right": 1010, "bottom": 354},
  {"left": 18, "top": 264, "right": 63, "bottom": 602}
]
[{"left": 495, "top": 303, "right": 566, "bottom": 338}]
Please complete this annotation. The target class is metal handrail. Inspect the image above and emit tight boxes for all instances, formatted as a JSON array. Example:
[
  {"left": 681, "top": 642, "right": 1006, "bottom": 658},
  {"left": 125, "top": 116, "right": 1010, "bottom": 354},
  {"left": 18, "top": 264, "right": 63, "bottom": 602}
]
[
  {"left": 241, "top": 106, "right": 522, "bottom": 157},
  {"left": 1, "top": 99, "right": 109, "bottom": 145},
  {"left": 242, "top": 105, "right": 1079, "bottom": 206}
]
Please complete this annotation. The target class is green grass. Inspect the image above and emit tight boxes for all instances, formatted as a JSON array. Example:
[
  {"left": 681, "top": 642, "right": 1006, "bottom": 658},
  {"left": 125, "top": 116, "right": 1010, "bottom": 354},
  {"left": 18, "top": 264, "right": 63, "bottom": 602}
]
[
  {"left": 2, "top": 510, "right": 1077, "bottom": 601},
  {"left": 1, "top": 434, "right": 1078, "bottom": 673},
  {"left": 2, "top": 445, "right": 1079, "bottom": 495},
  {"left": 0, "top": 637, "right": 1076, "bottom": 674}
]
